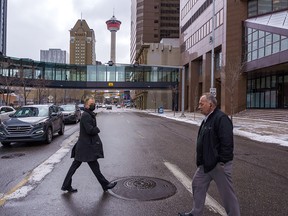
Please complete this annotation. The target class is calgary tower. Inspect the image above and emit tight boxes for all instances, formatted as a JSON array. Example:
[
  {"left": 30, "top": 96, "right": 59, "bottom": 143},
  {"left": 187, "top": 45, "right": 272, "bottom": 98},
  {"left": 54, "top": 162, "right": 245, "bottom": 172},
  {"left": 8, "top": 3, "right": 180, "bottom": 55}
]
[{"left": 106, "top": 14, "right": 121, "bottom": 64}]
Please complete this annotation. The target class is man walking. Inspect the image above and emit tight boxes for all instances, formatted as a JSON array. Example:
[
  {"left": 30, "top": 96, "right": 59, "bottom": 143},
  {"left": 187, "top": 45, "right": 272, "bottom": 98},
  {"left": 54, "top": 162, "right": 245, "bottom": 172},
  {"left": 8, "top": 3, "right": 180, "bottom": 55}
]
[
  {"left": 178, "top": 93, "right": 240, "bottom": 216},
  {"left": 61, "top": 96, "right": 117, "bottom": 193}
]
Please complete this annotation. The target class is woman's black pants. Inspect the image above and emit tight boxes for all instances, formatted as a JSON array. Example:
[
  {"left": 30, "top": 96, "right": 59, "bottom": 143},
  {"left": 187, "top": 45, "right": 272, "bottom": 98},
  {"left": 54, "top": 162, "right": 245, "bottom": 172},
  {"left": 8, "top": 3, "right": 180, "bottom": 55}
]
[{"left": 62, "top": 159, "right": 109, "bottom": 190}]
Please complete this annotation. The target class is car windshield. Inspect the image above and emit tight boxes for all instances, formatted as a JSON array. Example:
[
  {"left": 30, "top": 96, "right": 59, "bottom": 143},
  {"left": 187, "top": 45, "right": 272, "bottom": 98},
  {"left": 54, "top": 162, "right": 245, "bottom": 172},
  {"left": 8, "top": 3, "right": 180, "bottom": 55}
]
[
  {"left": 60, "top": 105, "right": 75, "bottom": 111},
  {"left": 14, "top": 107, "right": 49, "bottom": 117},
  {"left": 78, "top": 104, "right": 84, "bottom": 110}
]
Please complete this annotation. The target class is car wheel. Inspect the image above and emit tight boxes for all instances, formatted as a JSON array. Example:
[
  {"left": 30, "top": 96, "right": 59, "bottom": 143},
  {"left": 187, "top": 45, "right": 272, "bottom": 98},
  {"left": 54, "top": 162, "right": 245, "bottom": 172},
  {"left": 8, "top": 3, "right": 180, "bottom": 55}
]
[
  {"left": 1, "top": 141, "right": 11, "bottom": 147},
  {"left": 45, "top": 127, "right": 53, "bottom": 144},
  {"left": 58, "top": 122, "right": 65, "bottom": 135}
]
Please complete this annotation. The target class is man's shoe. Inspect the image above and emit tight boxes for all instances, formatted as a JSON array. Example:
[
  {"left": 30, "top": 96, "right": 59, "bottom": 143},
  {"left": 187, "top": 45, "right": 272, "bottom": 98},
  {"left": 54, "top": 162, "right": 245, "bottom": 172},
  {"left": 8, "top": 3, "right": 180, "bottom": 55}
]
[
  {"left": 61, "top": 186, "right": 78, "bottom": 193},
  {"left": 178, "top": 213, "right": 193, "bottom": 216},
  {"left": 103, "top": 182, "right": 117, "bottom": 191}
]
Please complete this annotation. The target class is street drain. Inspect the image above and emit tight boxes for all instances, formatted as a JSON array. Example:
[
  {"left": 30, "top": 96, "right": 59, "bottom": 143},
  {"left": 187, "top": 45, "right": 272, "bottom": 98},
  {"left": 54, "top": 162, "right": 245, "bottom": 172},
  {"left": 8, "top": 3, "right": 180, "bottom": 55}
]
[
  {"left": 110, "top": 176, "right": 177, "bottom": 201},
  {"left": 1, "top": 153, "right": 25, "bottom": 159}
]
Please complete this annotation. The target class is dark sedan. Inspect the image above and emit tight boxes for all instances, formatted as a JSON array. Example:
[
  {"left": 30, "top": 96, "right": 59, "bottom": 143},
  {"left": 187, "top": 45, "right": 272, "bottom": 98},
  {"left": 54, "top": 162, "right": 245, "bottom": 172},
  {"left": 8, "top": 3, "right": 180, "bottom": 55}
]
[
  {"left": 0, "top": 104, "right": 65, "bottom": 147},
  {"left": 60, "top": 104, "right": 81, "bottom": 124}
]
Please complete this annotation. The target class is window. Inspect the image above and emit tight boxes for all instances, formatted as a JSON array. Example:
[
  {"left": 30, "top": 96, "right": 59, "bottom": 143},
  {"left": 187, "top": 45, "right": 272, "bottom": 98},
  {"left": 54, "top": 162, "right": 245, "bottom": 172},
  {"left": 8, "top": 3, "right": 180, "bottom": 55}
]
[
  {"left": 281, "top": 36, "right": 288, "bottom": 51},
  {"left": 259, "top": 37, "right": 265, "bottom": 48},
  {"left": 272, "top": 41, "right": 280, "bottom": 53},
  {"left": 265, "top": 91, "right": 271, "bottom": 108},
  {"left": 266, "top": 76, "right": 271, "bottom": 88},
  {"left": 271, "top": 75, "right": 276, "bottom": 87},
  {"left": 259, "top": 0, "right": 273, "bottom": 14},
  {"left": 248, "top": 0, "right": 288, "bottom": 17},
  {"left": 265, "top": 45, "right": 272, "bottom": 56},
  {"left": 248, "top": 0, "right": 257, "bottom": 17}
]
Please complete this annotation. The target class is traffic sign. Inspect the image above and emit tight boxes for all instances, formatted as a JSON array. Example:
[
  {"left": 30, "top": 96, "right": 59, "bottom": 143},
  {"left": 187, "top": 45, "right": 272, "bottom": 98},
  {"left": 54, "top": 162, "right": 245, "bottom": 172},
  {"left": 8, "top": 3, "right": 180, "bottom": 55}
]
[{"left": 210, "top": 88, "right": 216, "bottom": 97}]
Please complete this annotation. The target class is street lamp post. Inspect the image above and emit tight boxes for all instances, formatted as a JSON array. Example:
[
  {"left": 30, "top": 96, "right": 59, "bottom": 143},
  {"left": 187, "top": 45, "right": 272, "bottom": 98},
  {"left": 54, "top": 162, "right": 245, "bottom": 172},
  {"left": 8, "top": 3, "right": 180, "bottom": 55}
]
[
  {"left": 210, "top": 0, "right": 216, "bottom": 97},
  {"left": 180, "top": 67, "right": 185, "bottom": 117}
]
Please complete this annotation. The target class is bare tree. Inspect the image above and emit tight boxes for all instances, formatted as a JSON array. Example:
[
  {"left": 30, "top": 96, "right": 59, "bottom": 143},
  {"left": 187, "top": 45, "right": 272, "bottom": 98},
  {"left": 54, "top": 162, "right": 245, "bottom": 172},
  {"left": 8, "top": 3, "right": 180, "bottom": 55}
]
[
  {"left": 0, "top": 72, "right": 19, "bottom": 105},
  {"left": 33, "top": 77, "right": 51, "bottom": 104},
  {"left": 220, "top": 57, "right": 245, "bottom": 121},
  {"left": 193, "top": 84, "right": 199, "bottom": 120},
  {"left": 171, "top": 84, "right": 178, "bottom": 116},
  {"left": 152, "top": 91, "right": 158, "bottom": 113}
]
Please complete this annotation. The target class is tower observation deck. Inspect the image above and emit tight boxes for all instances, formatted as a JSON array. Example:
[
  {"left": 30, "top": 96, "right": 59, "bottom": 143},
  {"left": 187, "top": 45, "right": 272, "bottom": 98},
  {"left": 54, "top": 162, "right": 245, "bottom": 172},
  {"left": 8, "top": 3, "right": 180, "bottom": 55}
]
[{"left": 106, "top": 15, "right": 121, "bottom": 64}]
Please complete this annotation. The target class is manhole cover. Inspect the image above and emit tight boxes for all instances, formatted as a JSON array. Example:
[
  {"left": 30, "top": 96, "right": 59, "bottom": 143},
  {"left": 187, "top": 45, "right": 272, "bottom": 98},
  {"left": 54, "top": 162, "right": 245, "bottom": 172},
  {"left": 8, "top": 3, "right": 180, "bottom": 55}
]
[
  {"left": 110, "top": 176, "right": 177, "bottom": 201},
  {"left": 1, "top": 153, "right": 25, "bottom": 159}
]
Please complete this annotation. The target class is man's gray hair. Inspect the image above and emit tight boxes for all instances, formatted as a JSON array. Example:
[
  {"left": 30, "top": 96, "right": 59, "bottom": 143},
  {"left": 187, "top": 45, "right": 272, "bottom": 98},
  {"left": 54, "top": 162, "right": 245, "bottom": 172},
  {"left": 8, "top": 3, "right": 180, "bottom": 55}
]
[{"left": 203, "top": 92, "right": 217, "bottom": 106}]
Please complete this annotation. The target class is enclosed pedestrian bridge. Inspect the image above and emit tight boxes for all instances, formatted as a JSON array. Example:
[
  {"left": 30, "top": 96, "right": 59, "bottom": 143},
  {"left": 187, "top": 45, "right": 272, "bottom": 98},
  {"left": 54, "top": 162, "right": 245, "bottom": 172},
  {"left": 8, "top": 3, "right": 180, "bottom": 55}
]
[{"left": 0, "top": 56, "right": 180, "bottom": 90}]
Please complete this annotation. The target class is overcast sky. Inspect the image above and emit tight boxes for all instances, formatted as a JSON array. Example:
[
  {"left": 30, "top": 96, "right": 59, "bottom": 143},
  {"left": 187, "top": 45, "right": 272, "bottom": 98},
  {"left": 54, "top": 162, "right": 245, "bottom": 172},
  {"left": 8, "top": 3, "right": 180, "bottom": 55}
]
[{"left": 7, "top": 0, "right": 131, "bottom": 64}]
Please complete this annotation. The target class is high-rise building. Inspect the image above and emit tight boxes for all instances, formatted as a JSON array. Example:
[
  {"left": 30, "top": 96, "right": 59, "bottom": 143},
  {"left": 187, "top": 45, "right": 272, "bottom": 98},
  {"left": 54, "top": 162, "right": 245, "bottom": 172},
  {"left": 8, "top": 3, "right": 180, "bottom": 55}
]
[
  {"left": 69, "top": 19, "right": 96, "bottom": 65},
  {"left": 0, "top": 0, "right": 7, "bottom": 55},
  {"left": 40, "top": 49, "right": 67, "bottom": 64},
  {"left": 132, "top": 38, "right": 180, "bottom": 110},
  {"left": 180, "top": 0, "right": 288, "bottom": 113},
  {"left": 130, "top": 0, "right": 180, "bottom": 63}
]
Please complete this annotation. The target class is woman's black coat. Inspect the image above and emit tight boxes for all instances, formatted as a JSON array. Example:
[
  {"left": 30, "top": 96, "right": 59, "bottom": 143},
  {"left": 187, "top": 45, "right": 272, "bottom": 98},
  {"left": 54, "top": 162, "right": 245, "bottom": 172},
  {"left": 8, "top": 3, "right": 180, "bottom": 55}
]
[{"left": 71, "top": 108, "right": 104, "bottom": 162}]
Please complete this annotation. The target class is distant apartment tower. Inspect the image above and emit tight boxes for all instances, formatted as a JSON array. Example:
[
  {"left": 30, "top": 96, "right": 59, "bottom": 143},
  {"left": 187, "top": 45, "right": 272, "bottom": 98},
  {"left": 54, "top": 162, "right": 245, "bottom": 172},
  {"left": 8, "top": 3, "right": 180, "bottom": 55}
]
[
  {"left": 69, "top": 19, "right": 96, "bottom": 65},
  {"left": 130, "top": 0, "right": 180, "bottom": 63},
  {"left": 40, "top": 49, "right": 67, "bottom": 64},
  {"left": 0, "top": 0, "right": 7, "bottom": 55}
]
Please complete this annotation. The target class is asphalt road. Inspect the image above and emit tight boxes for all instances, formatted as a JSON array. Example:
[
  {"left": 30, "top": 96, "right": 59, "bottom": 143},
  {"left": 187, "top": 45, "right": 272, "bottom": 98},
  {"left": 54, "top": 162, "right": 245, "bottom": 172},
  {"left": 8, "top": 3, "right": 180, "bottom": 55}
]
[
  {"left": 0, "top": 108, "right": 287, "bottom": 216},
  {"left": 0, "top": 122, "right": 80, "bottom": 195}
]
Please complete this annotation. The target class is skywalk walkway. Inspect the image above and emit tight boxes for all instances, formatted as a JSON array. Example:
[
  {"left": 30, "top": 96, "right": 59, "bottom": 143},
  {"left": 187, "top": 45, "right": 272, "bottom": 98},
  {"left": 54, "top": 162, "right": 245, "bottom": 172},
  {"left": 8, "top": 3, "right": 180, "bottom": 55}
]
[{"left": 0, "top": 55, "right": 180, "bottom": 89}]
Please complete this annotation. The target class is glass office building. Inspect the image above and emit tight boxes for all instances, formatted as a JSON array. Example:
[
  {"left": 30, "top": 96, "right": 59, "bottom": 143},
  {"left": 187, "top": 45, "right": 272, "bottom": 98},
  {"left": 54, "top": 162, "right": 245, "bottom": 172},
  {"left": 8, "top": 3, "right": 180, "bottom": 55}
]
[
  {"left": 244, "top": 1, "right": 288, "bottom": 109},
  {"left": 180, "top": 0, "right": 288, "bottom": 113}
]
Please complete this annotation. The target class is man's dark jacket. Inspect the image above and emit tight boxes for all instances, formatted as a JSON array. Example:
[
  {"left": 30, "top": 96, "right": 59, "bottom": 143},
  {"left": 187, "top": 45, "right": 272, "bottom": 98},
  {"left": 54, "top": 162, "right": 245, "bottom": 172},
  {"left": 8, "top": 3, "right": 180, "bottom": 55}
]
[
  {"left": 71, "top": 108, "right": 104, "bottom": 162},
  {"left": 196, "top": 108, "right": 234, "bottom": 173}
]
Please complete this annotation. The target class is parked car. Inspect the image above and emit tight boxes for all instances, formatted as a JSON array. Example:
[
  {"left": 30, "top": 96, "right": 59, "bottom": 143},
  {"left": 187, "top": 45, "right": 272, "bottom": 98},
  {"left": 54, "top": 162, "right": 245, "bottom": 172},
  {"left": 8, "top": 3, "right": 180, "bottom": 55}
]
[
  {"left": 106, "top": 104, "right": 112, "bottom": 110},
  {"left": 78, "top": 104, "right": 85, "bottom": 113},
  {"left": 60, "top": 104, "right": 81, "bottom": 124},
  {"left": 0, "top": 106, "right": 16, "bottom": 122},
  {"left": 0, "top": 104, "right": 65, "bottom": 147}
]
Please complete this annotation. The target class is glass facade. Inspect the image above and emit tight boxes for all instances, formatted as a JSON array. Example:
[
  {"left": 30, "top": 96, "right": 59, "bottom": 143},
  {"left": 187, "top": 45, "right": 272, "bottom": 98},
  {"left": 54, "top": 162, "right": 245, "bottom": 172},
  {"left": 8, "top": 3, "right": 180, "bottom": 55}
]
[
  {"left": 247, "top": 74, "right": 288, "bottom": 108},
  {"left": 248, "top": 0, "right": 288, "bottom": 17},
  {"left": 0, "top": 56, "right": 179, "bottom": 86},
  {"left": 245, "top": 27, "right": 288, "bottom": 62}
]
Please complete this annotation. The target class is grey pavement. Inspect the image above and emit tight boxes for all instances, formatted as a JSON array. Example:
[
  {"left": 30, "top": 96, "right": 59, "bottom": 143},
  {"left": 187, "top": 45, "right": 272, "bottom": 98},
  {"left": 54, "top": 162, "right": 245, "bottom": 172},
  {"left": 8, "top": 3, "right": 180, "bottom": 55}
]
[{"left": 135, "top": 109, "right": 288, "bottom": 147}]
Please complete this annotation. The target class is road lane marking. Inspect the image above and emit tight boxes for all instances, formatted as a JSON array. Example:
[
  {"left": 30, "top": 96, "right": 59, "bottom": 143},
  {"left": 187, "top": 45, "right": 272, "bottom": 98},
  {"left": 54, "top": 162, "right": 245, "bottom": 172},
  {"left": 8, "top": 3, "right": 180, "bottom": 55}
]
[
  {"left": 164, "top": 161, "right": 227, "bottom": 216},
  {"left": 136, "top": 131, "right": 145, "bottom": 139},
  {"left": 0, "top": 131, "right": 79, "bottom": 206}
]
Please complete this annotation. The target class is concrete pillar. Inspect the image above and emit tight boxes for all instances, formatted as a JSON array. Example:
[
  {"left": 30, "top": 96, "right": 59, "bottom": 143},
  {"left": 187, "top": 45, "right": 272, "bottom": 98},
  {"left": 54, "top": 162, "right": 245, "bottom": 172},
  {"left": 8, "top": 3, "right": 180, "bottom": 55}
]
[
  {"left": 110, "top": 31, "right": 116, "bottom": 63},
  {"left": 202, "top": 53, "right": 212, "bottom": 93}
]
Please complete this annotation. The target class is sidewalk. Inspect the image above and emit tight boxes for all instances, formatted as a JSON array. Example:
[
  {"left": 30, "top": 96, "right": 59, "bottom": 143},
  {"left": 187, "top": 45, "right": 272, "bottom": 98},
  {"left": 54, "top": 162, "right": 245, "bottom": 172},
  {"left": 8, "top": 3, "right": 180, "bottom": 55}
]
[{"left": 141, "top": 109, "right": 288, "bottom": 147}]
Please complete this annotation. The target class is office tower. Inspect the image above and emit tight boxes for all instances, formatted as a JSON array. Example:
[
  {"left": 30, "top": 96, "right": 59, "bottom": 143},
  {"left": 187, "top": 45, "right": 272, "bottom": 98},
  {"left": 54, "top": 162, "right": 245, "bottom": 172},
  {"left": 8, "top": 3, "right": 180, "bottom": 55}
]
[
  {"left": 69, "top": 19, "right": 96, "bottom": 65},
  {"left": 180, "top": 0, "right": 288, "bottom": 113},
  {"left": 106, "top": 15, "right": 121, "bottom": 64},
  {"left": 130, "top": 0, "right": 180, "bottom": 63},
  {"left": 40, "top": 49, "right": 67, "bottom": 64},
  {"left": 0, "top": 0, "right": 7, "bottom": 55}
]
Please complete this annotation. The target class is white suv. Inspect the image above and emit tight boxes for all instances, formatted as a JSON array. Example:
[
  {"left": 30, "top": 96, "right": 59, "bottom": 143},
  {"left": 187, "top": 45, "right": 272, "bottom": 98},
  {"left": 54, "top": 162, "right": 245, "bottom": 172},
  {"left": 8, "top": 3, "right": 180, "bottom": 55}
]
[{"left": 0, "top": 106, "right": 16, "bottom": 122}]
